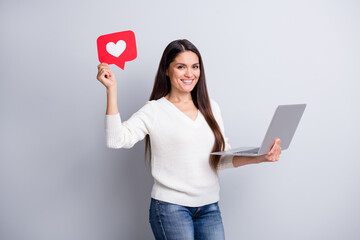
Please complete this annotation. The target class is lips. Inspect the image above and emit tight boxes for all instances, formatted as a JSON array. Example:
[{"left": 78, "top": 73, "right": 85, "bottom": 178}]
[{"left": 181, "top": 79, "right": 194, "bottom": 85}]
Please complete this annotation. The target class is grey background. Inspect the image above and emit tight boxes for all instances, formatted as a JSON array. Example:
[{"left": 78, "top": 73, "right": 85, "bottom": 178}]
[{"left": 1, "top": 0, "right": 359, "bottom": 239}]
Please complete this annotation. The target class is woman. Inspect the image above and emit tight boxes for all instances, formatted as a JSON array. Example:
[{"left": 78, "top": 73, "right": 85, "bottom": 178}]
[{"left": 97, "top": 39, "right": 281, "bottom": 240}]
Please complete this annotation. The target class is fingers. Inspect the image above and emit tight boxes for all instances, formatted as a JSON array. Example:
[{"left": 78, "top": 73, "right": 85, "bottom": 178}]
[
  {"left": 97, "top": 63, "right": 113, "bottom": 82},
  {"left": 274, "top": 138, "right": 281, "bottom": 156},
  {"left": 97, "top": 63, "right": 111, "bottom": 75},
  {"left": 97, "top": 62, "right": 108, "bottom": 69},
  {"left": 269, "top": 139, "right": 279, "bottom": 154},
  {"left": 276, "top": 139, "right": 281, "bottom": 157},
  {"left": 98, "top": 68, "right": 111, "bottom": 78},
  {"left": 266, "top": 138, "right": 281, "bottom": 162},
  {"left": 97, "top": 63, "right": 110, "bottom": 73}
]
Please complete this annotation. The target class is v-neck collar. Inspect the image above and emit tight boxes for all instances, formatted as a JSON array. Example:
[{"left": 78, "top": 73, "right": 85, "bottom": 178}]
[{"left": 161, "top": 97, "right": 202, "bottom": 125}]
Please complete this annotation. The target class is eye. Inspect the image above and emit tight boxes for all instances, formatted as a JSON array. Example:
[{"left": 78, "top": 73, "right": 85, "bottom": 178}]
[
  {"left": 193, "top": 65, "right": 199, "bottom": 69},
  {"left": 177, "top": 65, "right": 185, "bottom": 69}
]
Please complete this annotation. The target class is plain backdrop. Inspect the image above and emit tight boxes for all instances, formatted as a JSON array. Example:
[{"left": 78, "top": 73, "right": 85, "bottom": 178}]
[{"left": 1, "top": 0, "right": 359, "bottom": 239}]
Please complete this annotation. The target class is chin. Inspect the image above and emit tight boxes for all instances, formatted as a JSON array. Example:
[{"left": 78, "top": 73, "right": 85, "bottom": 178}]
[{"left": 182, "top": 87, "right": 195, "bottom": 92}]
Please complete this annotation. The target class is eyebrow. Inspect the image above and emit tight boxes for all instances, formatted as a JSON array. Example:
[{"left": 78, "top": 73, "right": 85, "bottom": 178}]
[{"left": 174, "top": 63, "right": 199, "bottom": 66}]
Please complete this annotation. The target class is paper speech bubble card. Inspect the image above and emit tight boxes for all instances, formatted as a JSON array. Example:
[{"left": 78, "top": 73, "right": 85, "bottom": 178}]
[{"left": 97, "top": 30, "right": 137, "bottom": 69}]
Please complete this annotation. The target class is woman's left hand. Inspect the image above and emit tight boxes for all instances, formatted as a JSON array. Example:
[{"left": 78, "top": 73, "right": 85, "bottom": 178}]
[{"left": 256, "top": 138, "right": 282, "bottom": 163}]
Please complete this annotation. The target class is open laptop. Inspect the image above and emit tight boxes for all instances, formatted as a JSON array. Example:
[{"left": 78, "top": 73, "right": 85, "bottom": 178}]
[{"left": 211, "top": 104, "right": 306, "bottom": 156}]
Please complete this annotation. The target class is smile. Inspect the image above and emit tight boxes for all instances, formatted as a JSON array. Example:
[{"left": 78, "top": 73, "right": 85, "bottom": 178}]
[{"left": 181, "top": 79, "right": 194, "bottom": 85}]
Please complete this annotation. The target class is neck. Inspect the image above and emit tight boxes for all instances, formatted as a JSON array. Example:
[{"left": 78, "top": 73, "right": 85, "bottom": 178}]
[{"left": 165, "top": 91, "right": 193, "bottom": 103}]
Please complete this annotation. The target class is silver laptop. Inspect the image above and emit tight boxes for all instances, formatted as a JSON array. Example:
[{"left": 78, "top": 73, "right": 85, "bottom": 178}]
[{"left": 211, "top": 104, "right": 306, "bottom": 156}]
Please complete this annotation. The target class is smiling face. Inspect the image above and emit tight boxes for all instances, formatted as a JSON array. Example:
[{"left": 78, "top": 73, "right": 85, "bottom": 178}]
[{"left": 166, "top": 51, "right": 200, "bottom": 95}]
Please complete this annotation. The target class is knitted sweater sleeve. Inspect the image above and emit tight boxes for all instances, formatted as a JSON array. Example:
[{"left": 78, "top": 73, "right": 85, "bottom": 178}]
[
  {"left": 210, "top": 99, "right": 235, "bottom": 170},
  {"left": 104, "top": 101, "right": 156, "bottom": 149}
]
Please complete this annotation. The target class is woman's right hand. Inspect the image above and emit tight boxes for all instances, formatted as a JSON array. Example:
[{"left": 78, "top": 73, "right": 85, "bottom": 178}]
[{"left": 97, "top": 63, "right": 117, "bottom": 90}]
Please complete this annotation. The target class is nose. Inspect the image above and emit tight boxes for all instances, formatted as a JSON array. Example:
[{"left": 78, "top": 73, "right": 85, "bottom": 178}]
[{"left": 184, "top": 68, "right": 193, "bottom": 78}]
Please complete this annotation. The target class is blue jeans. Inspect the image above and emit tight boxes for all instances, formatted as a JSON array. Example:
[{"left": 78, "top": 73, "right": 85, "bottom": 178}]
[{"left": 149, "top": 198, "right": 226, "bottom": 240}]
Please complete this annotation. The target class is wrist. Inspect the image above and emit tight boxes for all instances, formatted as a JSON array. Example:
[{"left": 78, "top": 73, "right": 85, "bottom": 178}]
[
  {"left": 233, "top": 156, "right": 261, "bottom": 167},
  {"left": 106, "top": 86, "right": 117, "bottom": 94},
  {"left": 253, "top": 156, "right": 262, "bottom": 164}
]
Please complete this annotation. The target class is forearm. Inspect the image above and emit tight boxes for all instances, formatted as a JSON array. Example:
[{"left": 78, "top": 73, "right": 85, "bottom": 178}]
[
  {"left": 106, "top": 88, "right": 119, "bottom": 115},
  {"left": 232, "top": 155, "right": 261, "bottom": 168}
]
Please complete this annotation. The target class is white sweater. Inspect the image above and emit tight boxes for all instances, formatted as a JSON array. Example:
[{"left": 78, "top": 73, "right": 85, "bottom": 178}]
[{"left": 105, "top": 97, "right": 234, "bottom": 207}]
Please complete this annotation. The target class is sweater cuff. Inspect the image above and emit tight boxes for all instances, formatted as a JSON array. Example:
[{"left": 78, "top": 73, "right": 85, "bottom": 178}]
[
  {"left": 218, "top": 155, "right": 234, "bottom": 170},
  {"left": 105, "top": 113, "right": 121, "bottom": 131}
]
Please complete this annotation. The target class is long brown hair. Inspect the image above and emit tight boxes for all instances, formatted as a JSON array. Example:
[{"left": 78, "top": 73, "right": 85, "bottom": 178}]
[{"left": 145, "top": 39, "right": 225, "bottom": 170}]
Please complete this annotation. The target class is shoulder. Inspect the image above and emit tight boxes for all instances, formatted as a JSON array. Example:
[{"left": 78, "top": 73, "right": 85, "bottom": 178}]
[
  {"left": 209, "top": 98, "right": 226, "bottom": 129},
  {"left": 210, "top": 98, "right": 221, "bottom": 114},
  {"left": 145, "top": 97, "right": 165, "bottom": 109},
  {"left": 137, "top": 97, "right": 165, "bottom": 114},
  {"left": 141, "top": 97, "right": 162, "bottom": 108},
  {"left": 131, "top": 99, "right": 159, "bottom": 117}
]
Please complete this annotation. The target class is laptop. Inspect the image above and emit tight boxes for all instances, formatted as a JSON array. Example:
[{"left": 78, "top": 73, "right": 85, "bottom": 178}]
[{"left": 211, "top": 104, "right": 306, "bottom": 156}]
